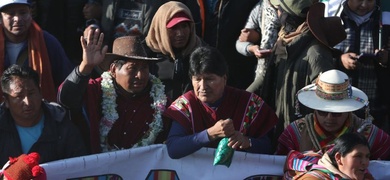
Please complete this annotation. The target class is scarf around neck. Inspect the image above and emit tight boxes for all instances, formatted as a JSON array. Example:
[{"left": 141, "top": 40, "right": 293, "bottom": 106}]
[
  {"left": 314, "top": 113, "right": 351, "bottom": 148},
  {"left": 344, "top": 4, "right": 374, "bottom": 26},
  {"left": 0, "top": 21, "right": 56, "bottom": 101},
  {"left": 274, "top": 22, "right": 309, "bottom": 55},
  {"left": 318, "top": 153, "right": 351, "bottom": 179}
]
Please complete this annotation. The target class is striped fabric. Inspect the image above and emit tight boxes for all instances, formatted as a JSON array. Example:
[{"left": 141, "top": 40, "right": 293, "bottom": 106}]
[
  {"left": 145, "top": 170, "right": 179, "bottom": 180},
  {"left": 276, "top": 114, "right": 390, "bottom": 160}
]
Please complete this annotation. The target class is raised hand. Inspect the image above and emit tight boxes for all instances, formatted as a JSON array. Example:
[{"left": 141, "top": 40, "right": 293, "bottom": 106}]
[{"left": 79, "top": 28, "right": 108, "bottom": 75}]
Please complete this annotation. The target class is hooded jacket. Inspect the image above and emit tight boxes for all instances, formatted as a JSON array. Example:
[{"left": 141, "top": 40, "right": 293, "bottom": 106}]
[{"left": 146, "top": 1, "right": 203, "bottom": 99}]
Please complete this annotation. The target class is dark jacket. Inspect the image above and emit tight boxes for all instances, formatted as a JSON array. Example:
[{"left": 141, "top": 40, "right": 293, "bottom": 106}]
[
  {"left": 334, "top": 5, "right": 390, "bottom": 121},
  {"left": 261, "top": 29, "right": 334, "bottom": 147},
  {"left": 0, "top": 101, "right": 87, "bottom": 165},
  {"left": 58, "top": 67, "right": 172, "bottom": 153},
  {"left": 100, "top": 0, "right": 167, "bottom": 50},
  {"left": 149, "top": 53, "right": 192, "bottom": 100},
  {"left": 32, "top": 0, "right": 86, "bottom": 64},
  {"left": 184, "top": 0, "right": 259, "bottom": 89}
]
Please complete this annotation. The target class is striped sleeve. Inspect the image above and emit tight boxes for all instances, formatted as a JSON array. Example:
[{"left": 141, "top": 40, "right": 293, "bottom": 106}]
[
  {"left": 276, "top": 120, "right": 302, "bottom": 155},
  {"left": 365, "top": 125, "right": 390, "bottom": 160}
]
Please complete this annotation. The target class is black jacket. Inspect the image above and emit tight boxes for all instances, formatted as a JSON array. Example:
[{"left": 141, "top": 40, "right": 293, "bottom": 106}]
[
  {"left": 0, "top": 101, "right": 87, "bottom": 165},
  {"left": 184, "top": 0, "right": 259, "bottom": 89}
]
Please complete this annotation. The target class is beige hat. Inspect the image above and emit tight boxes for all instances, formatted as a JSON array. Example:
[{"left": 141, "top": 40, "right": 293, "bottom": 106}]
[{"left": 297, "top": 69, "right": 368, "bottom": 113}]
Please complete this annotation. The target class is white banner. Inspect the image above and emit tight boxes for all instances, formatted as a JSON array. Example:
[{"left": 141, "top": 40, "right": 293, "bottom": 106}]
[{"left": 40, "top": 144, "right": 390, "bottom": 180}]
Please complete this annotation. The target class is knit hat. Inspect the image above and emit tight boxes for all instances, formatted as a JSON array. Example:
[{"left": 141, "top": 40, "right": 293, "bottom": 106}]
[
  {"left": 270, "top": 0, "right": 315, "bottom": 17},
  {"left": 0, "top": 0, "right": 31, "bottom": 10},
  {"left": 1, "top": 152, "right": 46, "bottom": 180}
]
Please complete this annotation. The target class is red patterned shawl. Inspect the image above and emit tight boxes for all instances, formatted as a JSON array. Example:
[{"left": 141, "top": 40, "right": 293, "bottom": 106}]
[{"left": 164, "top": 86, "right": 278, "bottom": 148}]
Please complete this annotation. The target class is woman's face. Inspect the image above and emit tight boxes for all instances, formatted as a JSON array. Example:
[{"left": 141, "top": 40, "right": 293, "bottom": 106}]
[
  {"left": 336, "top": 144, "right": 370, "bottom": 180},
  {"left": 347, "top": 0, "right": 376, "bottom": 16},
  {"left": 191, "top": 73, "right": 227, "bottom": 104},
  {"left": 315, "top": 110, "right": 349, "bottom": 133}
]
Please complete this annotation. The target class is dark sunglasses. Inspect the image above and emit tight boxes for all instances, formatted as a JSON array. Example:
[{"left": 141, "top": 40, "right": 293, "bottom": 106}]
[{"left": 316, "top": 110, "right": 343, "bottom": 117}]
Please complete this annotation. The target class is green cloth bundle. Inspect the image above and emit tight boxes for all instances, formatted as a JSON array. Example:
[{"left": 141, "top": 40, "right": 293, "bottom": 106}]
[{"left": 213, "top": 137, "right": 234, "bottom": 167}]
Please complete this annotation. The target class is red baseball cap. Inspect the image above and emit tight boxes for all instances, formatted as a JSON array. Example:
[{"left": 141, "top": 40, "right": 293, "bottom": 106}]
[{"left": 166, "top": 12, "right": 192, "bottom": 28}]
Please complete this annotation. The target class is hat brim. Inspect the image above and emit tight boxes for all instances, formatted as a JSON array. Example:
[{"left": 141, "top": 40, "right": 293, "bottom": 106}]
[
  {"left": 0, "top": 2, "right": 31, "bottom": 10},
  {"left": 307, "top": 3, "right": 346, "bottom": 48},
  {"left": 167, "top": 18, "right": 192, "bottom": 28},
  {"left": 98, "top": 53, "right": 161, "bottom": 72},
  {"left": 297, "top": 84, "right": 368, "bottom": 113}
]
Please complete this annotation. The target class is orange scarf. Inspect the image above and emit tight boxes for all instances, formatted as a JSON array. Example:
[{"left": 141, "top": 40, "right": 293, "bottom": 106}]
[{"left": 0, "top": 21, "right": 56, "bottom": 102}]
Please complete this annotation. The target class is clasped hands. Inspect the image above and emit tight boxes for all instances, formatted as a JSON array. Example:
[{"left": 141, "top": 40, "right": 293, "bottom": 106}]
[{"left": 207, "top": 119, "right": 251, "bottom": 149}]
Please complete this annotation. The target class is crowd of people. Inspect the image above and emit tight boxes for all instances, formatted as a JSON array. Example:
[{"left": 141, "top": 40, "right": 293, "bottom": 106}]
[{"left": 0, "top": 0, "right": 389, "bottom": 179}]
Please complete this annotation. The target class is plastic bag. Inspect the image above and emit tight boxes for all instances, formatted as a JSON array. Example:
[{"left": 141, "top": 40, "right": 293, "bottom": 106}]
[{"left": 213, "top": 137, "right": 234, "bottom": 167}]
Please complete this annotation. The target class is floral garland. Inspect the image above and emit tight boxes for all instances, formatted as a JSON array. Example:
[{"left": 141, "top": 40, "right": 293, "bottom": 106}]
[{"left": 99, "top": 72, "right": 167, "bottom": 152}]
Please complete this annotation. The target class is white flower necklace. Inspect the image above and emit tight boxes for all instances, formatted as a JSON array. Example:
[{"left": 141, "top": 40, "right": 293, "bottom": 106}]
[{"left": 99, "top": 72, "right": 167, "bottom": 152}]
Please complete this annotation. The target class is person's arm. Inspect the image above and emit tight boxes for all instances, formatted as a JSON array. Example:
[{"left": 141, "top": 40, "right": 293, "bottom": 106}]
[
  {"left": 246, "top": 135, "right": 271, "bottom": 154},
  {"left": 58, "top": 28, "right": 108, "bottom": 109},
  {"left": 236, "top": 40, "right": 255, "bottom": 56},
  {"left": 235, "top": 2, "right": 261, "bottom": 56},
  {"left": 367, "top": 124, "right": 390, "bottom": 160},
  {"left": 57, "top": 67, "right": 90, "bottom": 109},
  {"left": 166, "top": 121, "right": 210, "bottom": 159},
  {"left": 275, "top": 122, "right": 301, "bottom": 155}
]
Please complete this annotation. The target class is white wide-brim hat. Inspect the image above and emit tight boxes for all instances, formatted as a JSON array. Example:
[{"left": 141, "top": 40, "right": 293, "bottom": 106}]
[{"left": 297, "top": 70, "right": 368, "bottom": 113}]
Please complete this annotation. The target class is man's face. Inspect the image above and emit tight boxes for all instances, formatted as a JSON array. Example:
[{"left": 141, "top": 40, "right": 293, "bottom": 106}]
[
  {"left": 4, "top": 77, "right": 42, "bottom": 126},
  {"left": 315, "top": 110, "right": 349, "bottom": 133},
  {"left": 167, "top": 22, "right": 191, "bottom": 50},
  {"left": 0, "top": 4, "right": 32, "bottom": 40},
  {"left": 112, "top": 60, "right": 150, "bottom": 94},
  {"left": 191, "top": 73, "right": 227, "bottom": 104},
  {"left": 347, "top": 0, "right": 376, "bottom": 16}
]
